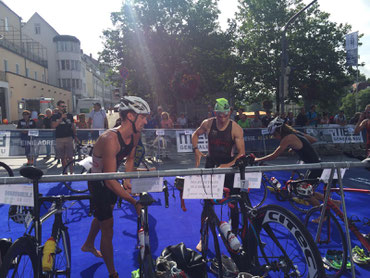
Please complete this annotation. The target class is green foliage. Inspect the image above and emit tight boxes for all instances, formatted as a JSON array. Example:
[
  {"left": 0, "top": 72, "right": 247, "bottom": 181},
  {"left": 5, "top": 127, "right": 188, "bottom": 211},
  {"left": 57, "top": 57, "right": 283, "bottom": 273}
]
[
  {"left": 341, "top": 88, "right": 370, "bottom": 116},
  {"left": 100, "top": 0, "right": 238, "bottom": 109},
  {"left": 235, "top": 0, "right": 355, "bottom": 110}
]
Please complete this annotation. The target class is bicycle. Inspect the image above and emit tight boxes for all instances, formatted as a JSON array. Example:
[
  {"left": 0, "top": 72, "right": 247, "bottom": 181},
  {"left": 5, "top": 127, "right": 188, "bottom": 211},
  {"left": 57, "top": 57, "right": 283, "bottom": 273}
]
[
  {"left": 304, "top": 183, "right": 370, "bottom": 277},
  {"left": 0, "top": 161, "right": 13, "bottom": 177},
  {"left": 62, "top": 143, "right": 93, "bottom": 193},
  {"left": 193, "top": 156, "right": 326, "bottom": 277},
  {"left": 0, "top": 166, "right": 90, "bottom": 277},
  {"left": 135, "top": 181, "right": 169, "bottom": 277}
]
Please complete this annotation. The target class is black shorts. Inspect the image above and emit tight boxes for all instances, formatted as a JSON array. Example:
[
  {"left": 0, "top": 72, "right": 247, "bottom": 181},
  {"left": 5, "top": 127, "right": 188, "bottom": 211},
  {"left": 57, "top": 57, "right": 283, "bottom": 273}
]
[
  {"left": 88, "top": 180, "right": 117, "bottom": 221},
  {"left": 306, "top": 169, "right": 323, "bottom": 180}
]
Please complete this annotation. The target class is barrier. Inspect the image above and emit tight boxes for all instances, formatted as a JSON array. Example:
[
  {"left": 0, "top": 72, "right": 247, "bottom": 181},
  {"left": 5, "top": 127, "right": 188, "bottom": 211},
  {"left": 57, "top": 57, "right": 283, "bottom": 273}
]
[{"left": 0, "top": 125, "right": 366, "bottom": 158}]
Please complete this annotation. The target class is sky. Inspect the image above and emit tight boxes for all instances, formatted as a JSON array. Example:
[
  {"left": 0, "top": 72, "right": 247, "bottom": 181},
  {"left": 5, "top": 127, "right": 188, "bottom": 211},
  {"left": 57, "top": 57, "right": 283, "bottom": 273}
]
[{"left": 3, "top": 0, "right": 370, "bottom": 78}]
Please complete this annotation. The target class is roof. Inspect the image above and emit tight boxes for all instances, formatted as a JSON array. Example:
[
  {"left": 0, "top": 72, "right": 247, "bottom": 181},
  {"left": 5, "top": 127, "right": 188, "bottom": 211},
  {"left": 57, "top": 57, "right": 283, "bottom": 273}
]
[{"left": 53, "top": 35, "right": 80, "bottom": 43}]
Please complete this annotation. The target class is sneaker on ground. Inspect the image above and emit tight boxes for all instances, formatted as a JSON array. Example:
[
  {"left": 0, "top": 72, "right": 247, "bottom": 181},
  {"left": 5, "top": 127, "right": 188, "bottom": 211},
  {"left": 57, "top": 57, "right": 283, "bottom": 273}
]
[
  {"left": 323, "top": 250, "right": 352, "bottom": 270},
  {"left": 352, "top": 246, "right": 370, "bottom": 265},
  {"left": 210, "top": 255, "right": 239, "bottom": 278}
]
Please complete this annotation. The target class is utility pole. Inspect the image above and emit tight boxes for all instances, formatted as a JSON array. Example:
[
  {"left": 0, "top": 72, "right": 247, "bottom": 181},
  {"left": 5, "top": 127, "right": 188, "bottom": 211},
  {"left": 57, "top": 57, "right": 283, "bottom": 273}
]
[{"left": 280, "top": 0, "right": 318, "bottom": 113}]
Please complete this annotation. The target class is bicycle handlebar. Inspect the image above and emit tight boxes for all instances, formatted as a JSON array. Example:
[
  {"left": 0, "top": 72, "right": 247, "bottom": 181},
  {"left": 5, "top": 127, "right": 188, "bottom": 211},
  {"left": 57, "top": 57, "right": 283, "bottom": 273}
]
[{"left": 39, "top": 194, "right": 91, "bottom": 204}]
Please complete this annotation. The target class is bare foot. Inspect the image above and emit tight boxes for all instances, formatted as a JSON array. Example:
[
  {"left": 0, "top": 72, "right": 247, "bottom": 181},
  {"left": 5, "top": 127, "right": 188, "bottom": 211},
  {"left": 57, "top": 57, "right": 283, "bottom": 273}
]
[
  {"left": 196, "top": 240, "right": 202, "bottom": 252},
  {"left": 81, "top": 245, "right": 103, "bottom": 258}
]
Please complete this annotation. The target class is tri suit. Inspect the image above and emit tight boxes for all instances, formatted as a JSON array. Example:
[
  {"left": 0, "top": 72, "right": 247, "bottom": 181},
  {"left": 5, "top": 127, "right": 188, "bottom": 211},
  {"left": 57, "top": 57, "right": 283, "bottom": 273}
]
[
  {"left": 88, "top": 129, "right": 134, "bottom": 221},
  {"left": 293, "top": 132, "right": 322, "bottom": 179}
]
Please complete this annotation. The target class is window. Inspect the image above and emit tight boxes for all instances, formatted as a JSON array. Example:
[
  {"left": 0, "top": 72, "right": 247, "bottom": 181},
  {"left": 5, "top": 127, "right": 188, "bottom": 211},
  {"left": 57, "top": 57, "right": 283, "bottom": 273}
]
[
  {"left": 61, "top": 60, "right": 65, "bottom": 70},
  {"left": 3, "top": 60, "right": 8, "bottom": 71},
  {"left": 16, "top": 64, "right": 20, "bottom": 74},
  {"left": 42, "top": 74, "right": 45, "bottom": 82},
  {"left": 34, "top": 23, "right": 41, "bottom": 34},
  {"left": 26, "top": 68, "right": 29, "bottom": 77},
  {"left": 4, "top": 17, "right": 9, "bottom": 31},
  {"left": 65, "top": 60, "right": 70, "bottom": 70},
  {"left": 34, "top": 71, "right": 38, "bottom": 80}
]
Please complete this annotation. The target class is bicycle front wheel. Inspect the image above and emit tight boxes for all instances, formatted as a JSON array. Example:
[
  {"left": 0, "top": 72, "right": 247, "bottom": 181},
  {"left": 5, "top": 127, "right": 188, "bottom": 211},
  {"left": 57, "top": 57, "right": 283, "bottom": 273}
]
[
  {"left": 305, "top": 206, "right": 348, "bottom": 277},
  {"left": 44, "top": 225, "right": 71, "bottom": 278},
  {"left": 0, "top": 235, "right": 38, "bottom": 277},
  {"left": 62, "top": 159, "right": 89, "bottom": 193},
  {"left": 252, "top": 204, "right": 325, "bottom": 278}
]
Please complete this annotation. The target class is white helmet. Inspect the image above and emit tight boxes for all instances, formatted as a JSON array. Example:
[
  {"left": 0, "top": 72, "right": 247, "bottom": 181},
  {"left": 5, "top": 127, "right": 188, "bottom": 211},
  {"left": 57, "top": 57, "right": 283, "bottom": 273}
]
[
  {"left": 119, "top": 96, "right": 150, "bottom": 115},
  {"left": 267, "top": 117, "right": 285, "bottom": 134},
  {"left": 296, "top": 183, "right": 314, "bottom": 198}
]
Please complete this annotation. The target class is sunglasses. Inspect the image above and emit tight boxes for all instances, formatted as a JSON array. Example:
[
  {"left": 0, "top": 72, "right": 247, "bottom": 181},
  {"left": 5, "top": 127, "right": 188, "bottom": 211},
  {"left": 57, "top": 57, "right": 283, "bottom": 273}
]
[{"left": 216, "top": 111, "right": 229, "bottom": 117}]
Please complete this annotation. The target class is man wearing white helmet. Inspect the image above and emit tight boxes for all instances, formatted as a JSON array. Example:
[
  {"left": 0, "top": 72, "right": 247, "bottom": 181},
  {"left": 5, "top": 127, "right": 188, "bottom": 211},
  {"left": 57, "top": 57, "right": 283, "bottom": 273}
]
[
  {"left": 255, "top": 117, "right": 340, "bottom": 217},
  {"left": 81, "top": 96, "right": 150, "bottom": 278}
]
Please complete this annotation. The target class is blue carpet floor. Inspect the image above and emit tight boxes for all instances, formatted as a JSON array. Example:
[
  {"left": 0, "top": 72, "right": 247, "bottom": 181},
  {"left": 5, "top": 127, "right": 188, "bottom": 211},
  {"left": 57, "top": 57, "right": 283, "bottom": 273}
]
[{"left": 0, "top": 168, "right": 369, "bottom": 277}]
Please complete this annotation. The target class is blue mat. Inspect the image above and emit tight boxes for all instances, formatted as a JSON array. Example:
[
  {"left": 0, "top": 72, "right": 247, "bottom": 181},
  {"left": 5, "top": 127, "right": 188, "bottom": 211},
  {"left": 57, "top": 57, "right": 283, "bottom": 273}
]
[{"left": 0, "top": 168, "right": 369, "bottom": 277}]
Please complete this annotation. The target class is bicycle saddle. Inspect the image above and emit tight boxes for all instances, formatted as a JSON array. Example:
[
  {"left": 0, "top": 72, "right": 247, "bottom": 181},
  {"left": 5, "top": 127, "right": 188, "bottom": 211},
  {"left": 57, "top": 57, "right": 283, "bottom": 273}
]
[
  {"left": 20, "top": 166, "right": 44, "bottom": 180},
  {"left": 137, "top": 193, "right": 156, "bottom": 207}
]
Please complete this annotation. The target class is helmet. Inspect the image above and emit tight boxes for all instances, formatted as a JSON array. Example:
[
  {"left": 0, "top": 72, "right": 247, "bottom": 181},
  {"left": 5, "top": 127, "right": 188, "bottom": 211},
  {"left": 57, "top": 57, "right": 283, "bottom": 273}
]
[
  {"left": 119, "top": 96, "right": 150, "bottom": 115},
  {"left": 267, "top": 117, "right": 285, "bottom": 134},
  {"left": 8, "top": 205, "right": 33, "bottom": 224},
  {"left": 294, "top": 182, "right": 314, "bottom": 198},
  {"left": 214, "top": 98, "right": 230, "bottom": 112}
]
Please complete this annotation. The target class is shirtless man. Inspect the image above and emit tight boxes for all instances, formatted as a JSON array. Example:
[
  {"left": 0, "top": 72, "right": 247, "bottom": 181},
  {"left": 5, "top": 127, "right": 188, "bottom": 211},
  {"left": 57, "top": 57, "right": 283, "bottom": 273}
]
[{"left": 81, "top": 96, "right": 150, "bottom": 278}]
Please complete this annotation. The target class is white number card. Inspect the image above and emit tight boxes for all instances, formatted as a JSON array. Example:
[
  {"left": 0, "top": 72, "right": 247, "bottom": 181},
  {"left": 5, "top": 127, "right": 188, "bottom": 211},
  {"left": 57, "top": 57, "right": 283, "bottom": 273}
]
[
  {"left": 233, "top": 172, "right": 262, "bottom": 189},
  {"left": 0, "top": 184, "right": 34, "bottom": 206},
  {"left": 183, "top": 174, "right": 225, "bottom": 199},
  {"left": 261, "top": 129, "right": 269, "bottom": 135},
  {"left": 320, "top": 168, "right": 347, "bottom": 183},
  {"left": 131, "top": 177, "right": 163, "bottom": 193},
  {"left": 28, "top": 130, "right": 39, "bottom": 137}
]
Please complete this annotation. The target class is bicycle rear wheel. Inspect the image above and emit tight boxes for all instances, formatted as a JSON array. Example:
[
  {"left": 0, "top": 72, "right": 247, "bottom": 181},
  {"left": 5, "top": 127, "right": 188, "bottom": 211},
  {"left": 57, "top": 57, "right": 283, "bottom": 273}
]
[
  {"left": 44, "top": 225, "right": 71, "bottom": 278},
  {"left": 0, "top": 161, "right": 14, "bottom": 177},
  {"left": 62, "top": 159, "right": 88, "bottom": 193},
  {"left": 252, "top": 204, "right": 325, "bottom": 277},
  {"left": 0, "top": 235, "right": 38, "bottom": 277},
  {"left": 305, "top": 206, "right": 348, "bottom": 277}
]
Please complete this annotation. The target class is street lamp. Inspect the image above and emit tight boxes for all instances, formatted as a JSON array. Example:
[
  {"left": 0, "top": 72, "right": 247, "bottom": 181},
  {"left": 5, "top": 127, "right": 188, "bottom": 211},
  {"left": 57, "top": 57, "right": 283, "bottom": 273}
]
[{"left": 279, "top": 0, "right": 318, "bottom": 113}]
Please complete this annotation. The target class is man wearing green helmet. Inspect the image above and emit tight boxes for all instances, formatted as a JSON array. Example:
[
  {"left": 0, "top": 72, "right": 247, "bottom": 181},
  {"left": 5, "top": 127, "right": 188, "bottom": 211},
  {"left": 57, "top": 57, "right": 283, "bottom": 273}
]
[{"left": 192, "top": 98, "right": 245, "bottom": 251}]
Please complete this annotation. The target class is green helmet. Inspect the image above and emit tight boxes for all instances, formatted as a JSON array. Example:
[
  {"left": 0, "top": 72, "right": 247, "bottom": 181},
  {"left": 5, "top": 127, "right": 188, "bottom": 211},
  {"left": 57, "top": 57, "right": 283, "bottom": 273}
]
[{"left": 214, "top": 98, "right": 230, "bottom": 112}]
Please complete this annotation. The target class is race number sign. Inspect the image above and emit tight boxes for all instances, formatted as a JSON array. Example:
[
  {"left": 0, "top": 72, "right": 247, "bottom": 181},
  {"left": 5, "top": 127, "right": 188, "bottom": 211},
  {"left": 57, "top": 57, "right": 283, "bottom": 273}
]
[
  {"left": 131, "top": 177, "right": 163, "bottom": 193},
  {"left": 0, "top": 184, "right": 34, "bottom": 206},
  {"left": 176, "top": 130, "right": 208, "bottom": 153},
  {"left": 183, "top": 174, "right": 224, "bottom": 199},
  {"left": 233, "top": 172, "right": 262, "bottom": 189},
  {"left": 320, "top": 168, "right": 347, "bottom": 183}
]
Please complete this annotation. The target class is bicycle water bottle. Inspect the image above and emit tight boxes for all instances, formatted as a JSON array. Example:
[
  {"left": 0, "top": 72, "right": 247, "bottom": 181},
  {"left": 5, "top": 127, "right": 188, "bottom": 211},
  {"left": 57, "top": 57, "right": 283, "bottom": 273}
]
[
  {"left": 138, "top": 228, "right": 145, "bottom": 259},
  {"left": 270, "top": 177, "right": 282, "bottom": 189},
  {"left": 42, "top": 236, "right": 56, "bottom": 271},
  {"left": 219, "top": 221, "right": 241, "bottom": 251}
]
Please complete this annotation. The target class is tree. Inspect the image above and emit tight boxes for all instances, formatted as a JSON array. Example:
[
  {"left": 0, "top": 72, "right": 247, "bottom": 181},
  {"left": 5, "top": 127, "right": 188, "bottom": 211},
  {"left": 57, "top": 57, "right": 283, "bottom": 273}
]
[
  {"left": 341, "top": 87, "right": 370, "bottom": 117},
  {"left": 99, "top": 0, "right": 238, "bottom": 110},
  {"left": 234, "top": 0, "right": 355, "bottom": 111}
]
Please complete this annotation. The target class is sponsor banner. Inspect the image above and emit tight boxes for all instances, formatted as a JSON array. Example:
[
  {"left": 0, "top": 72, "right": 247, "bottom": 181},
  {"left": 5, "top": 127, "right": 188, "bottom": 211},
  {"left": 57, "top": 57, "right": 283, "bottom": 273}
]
[
  {"left": 305, "top": 125, "right": 363, "bottom": 144},
  {"left": 233, "top": 172, "right": 262, "bottom": 189},
  {"left": 0, "top": 131, "right": 10, "bottom": 157},
  {"left": 176, "top": 130, "right": 208, "bottom": 153}
]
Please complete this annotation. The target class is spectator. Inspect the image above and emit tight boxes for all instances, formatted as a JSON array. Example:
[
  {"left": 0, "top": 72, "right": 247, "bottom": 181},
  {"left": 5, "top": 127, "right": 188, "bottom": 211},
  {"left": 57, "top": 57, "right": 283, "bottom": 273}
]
[
  {"left": 36, "top": 113, "right": 45, "bottom": 129},
  {"left": 43, "top": 108, "right": 53, "bottom": 160},
  {"left": 237, "top": 112, "right": 250, "bottom": 128},
  {"left": 295, "top": 108, "right": 308, "bottom": 126},
  {"left": 207, "top": 104, "right": 215, "bottom": 118},
  {"left": 153, "top": 106, "right": 164, "bottom": 128},
  {"left": 144, "top": 112, "right": 157, "bottom": 128},
  {"left": 34, "top": 113, "right": 46, "bottom": 162},
  {"left": 334, "top": 110, "right": 347, "bottom": 126},
  {"left": 229, "top": 107, "right": 236, "bottom": 121},
  {"left": 17, "top": 110, "right": 36, "bottom": 166},
  {"left": 88, "top": 102, "right": 108, "bottom": 129},
  {"left": 77, "top": 113, "right": 88, "bottom": 129},
  {"left": 320, "top": 112, "right": 330, "bottom": 125},
  {"left": 250, "top": 111, "right": 263, "bottom": 128},
  {"left": 285, "top": 111, "right": 294, "bottom": 126},
  {"left": 176, "top": 113, "right": 188, "bottom": 128},
  {"left": 306, "top": 105, "right": 319, "bottom": 126},
  {"left": 51, "top": 100, "right": 79, "bottom": 173},
  {"left": 160, "top": 112, "right": 174, "bottom": 128},
  {"left": 235, "top": 108, "right": 244, "bottom": 123},
  {"left": 349, "top": 112, "right": 361, "bottom": 125},
  {"left": 261, "top": 110, "right": 273, "bottom": 127}
]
